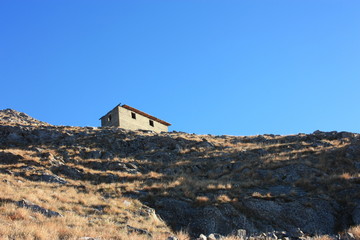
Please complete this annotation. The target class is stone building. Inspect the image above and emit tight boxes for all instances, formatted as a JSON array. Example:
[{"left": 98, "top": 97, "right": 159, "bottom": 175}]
[{"left": 100, "top": 104, "right": 171, "bottom": 132}]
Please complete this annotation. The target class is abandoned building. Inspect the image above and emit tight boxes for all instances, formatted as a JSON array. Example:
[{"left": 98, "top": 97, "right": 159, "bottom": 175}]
[{"left": 99, "top": 104, "right": 171, "bottom": 132}]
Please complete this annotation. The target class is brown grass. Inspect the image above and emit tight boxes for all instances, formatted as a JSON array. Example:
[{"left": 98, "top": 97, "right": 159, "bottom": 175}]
[
  {"left": 0, "top": 123, "right": 359, "bottom": 239},
  {"left": 348, "top": 225, "right": 360, "bottom": 239},
  {"left": 313, "top": 235, "right": 335, "bottom": 240},
  {"left": 0, "top": 172, "right": 173, "bottom": 240}
]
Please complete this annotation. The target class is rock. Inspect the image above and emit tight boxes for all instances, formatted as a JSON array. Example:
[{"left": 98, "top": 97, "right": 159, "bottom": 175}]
[
  {"left": 1, "top": 169, "right": 13, "bottom": 175},
  {"left": 107, "top": 162, "right": 138, "bottom": 173},
  {"left": 240, "top": 198, "right": 337, "bottom": 235},
  {"left": 207, "top": 233, "right": 224, "bottom": 240},
  {"left": 234, "top": 229, "right": 247, "bottom": 238},
  {"left": 174, "top": 144, "right": 183, "bottom": 153},
  {"left": 51, "top": 165, "right": 84, "bottom": 180},
  {"left": 266, "top": 231, "right": 278, "bottom": 240},
  {"left": 0, "top": 151, "right": 23, "bottom": 164},
  {"left": 343, "top": 232, "right": 355, "bottom": 240},
  {"left": 0, "top": 109, "right": 49, "bottom": 126},
  {"left": 126, "top": 162, "right": 138, "bottom": 169},
  {"left": 166, "top": 237, "right": 178, "bottom": 240},
  {"left": 197, "top": 140, "right": 215, "bottom": 149},
  {"left": 339, "top": 131, "right": 355, "bottom": 139},
  {"left": 30, "top": 173, "right": 67, "bottom": 184},
  {"left": 126, "top": 225, "right": 152, "bottom": 238},
  {"left": 17, "top": 199, "right": 63, "bottom": 217},
  {"left": 273, "top": 231, "right": 289, "bottom": 239},
  {"left": 7, "top": 132, "right": 26, "bottom": 144},
  {"left": 232, "top": 162, "right": 243, "bottom": 171},
  {"left": 101, "top": 151, "right": 113, "bottom": 159},
  {"left": 155, "top": 198, "right": 256, "bottom": 237},
  {"left": 271, "top": 164, "right": 323, "bottom": 183},
  {"left": 346, "top": 145, "right": 360, "bottom": 160},
  {"left": 39, "top": 152, "right": 55, "bottom": 161},
  {"left": 198, "top": 234, "right": 207, "bottom": 240},
  {"left": 354, "top": 162, "right": 360, "bottom": 170},
  {"left": 87, "top": 150, "right": 102, "bottom": 159}
]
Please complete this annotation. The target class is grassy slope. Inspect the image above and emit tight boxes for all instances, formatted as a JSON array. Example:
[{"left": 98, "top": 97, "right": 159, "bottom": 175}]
[{"left": 1, "top": 113, "right": 360, "bottom": 239}]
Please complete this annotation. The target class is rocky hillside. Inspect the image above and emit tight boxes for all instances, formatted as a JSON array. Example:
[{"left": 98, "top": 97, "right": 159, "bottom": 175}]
[
  {"left": 0, "top": 109, "right": 50, "bottom": 126},
  {"left": 0, "top": 109, "right": 360, "bottom": 240}
]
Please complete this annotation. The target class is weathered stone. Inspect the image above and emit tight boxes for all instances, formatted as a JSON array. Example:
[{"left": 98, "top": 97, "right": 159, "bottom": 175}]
[
  {"left": 0, "top": 109, "right": 50, "bottom": 126},
  {"left": 155, "top": 198, "right": 256, "bottom": 237},
  {"left": 234, "top": 229, "right": 247, "bottom": 238},
  {"left": 7, "top": 132, "right": 26, "bottom": 144},
  {"left": 127, "top": 225, "right": 152, "bottom": 238},
  {"left": 198, "top": 234, "right": 207, "bottom": 240},
  {"left": 30, "top": 173, "right": 68, "bottom": 184},
  {"left": 343, "top": 232, "right": 355, "bottom": 240},
  {"left": 101, "top": 151, "right": 113, "bottom": 159},
  {"left": 17, "top": 199, "right": 63, "bottom": 217},
  {"left": 51, "top": 165, "right": 84, "bottom": 180},
  {"left": 207, "top": 233, "right": 223, "bottom": 240},
  {"left": 166, "top": 236, "right": 178, "bottom": 240},
  {"left": 87, "top": 150, "right": 102, "bottom": 159},
  {"left": 271, "top": 164, "right": 323, "bottom": 183},
  {"left": 0, "top": 151, "right": 23, "bottom": 164},
  {"left": 241, "top": 198, "right": 337, "bottom": 235}
]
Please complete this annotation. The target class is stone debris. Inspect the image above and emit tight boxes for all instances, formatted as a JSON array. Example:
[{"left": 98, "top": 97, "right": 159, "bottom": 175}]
[
  {"left": 0, "top": 109, "right": 50, "bottom": 126},
  {"left": 166, "top": 237, "right": 179, "bottom": 240},
  {"left": 17, "top": 199, "right": 63, "bottom": 217},
  {"left": 29, "top": 172, "right": 68, "bottom": 184},
  {"left": 126, "top": 225, "right": 153, "bottom": 238}
]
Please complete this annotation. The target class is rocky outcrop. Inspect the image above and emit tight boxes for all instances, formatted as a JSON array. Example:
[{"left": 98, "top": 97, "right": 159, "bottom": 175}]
[
  {"left": 0, "top": 109, "right": 50, "bottom": 126},
  {"left": 1, "top": 109, "right": 360, "bottom": 239},
  {"left": 153, "top": 197, "right": 339, "bottom": 237},
  {"left": 17, "top": 199, "right": 63, "bottom": 217}
]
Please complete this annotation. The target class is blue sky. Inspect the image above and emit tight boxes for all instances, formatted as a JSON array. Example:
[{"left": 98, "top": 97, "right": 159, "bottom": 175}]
[{"left": 1, "top": 1, "right": 359, "bottom": 135}]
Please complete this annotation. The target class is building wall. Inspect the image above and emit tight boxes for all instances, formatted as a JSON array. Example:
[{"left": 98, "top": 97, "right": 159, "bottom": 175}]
[
  {"left": 101, "top": 106, "right": 169, "bottom": 132},
  {"left": 101, "top": 107, "right": 120, "bottom": 127},
  {"left": 118, "top": 106, "right": 168, "bottom": 132}
]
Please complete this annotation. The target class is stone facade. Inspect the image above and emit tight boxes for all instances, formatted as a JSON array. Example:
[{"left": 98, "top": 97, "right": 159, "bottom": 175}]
[{"left": 100, "top": 104, "right": 171, "bottom": 132}]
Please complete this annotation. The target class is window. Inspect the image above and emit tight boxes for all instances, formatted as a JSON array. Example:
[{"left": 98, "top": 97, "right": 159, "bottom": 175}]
[
  {"left": 131, "top": 112, "right": 136, "bottom": 119},
  {"left": 149, "top": 120, "right": 154, "bottom": 127},
  {"left": 108, "top": 115, "right": 112, "bottom": 122}
]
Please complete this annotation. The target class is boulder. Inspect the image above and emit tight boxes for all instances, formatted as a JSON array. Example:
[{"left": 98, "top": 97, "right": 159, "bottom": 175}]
[
  {"left": 7, "top": 132, "right": 26, "bottom": 144},
  {"left": 207, "top": 233, "right": 224, "bottom": 240},
  {"left": 154, "top": 198, "right": 256, "bottom": 237},
  {"left": 166, "top": 237, "right": 178, "bottom": 240},
  {"left": 0, "top": 151, "right": 23, "bottom": 164},
  {"left": 197, "top": 234, "right": 207, "bottom": 240},
  {"left": 17, "top": 199, "right": 62, "bottom": 217},
  {"left": 30, "top": 173, "right": 67, "bottom": 184},
  {"left": 240, "top": 198, "right": 337, "bottom": 235},
  {"left": 51, "top": 165, "right": 84, "bottom": 180},
  {"left": 126, "top": 225, "right": 152, "bottom": 238},
  {"left": 271, "top": 164, "right": 323, "bottom": 184}
]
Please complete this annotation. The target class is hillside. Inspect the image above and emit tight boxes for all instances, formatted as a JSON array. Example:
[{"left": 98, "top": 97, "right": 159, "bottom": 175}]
[{"left": 0, "top": 109, "right": 360, "bottom": 240}]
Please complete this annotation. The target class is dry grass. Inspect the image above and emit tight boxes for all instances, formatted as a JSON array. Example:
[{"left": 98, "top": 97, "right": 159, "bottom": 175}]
[
  {"left": 0, "top": 172, "right": 174, "bottom": 240},
  {"left": 348, "top": 225, "right": 360, "bottom": 239},
  {"left": 195, "top": 196, "right": 210, "bottom": 206},
  {"left": 313, "top": 235, "right": 335, "bottom": 240},
  {"left": 0, "top": 122, "right": 359, "bottom": 239}
]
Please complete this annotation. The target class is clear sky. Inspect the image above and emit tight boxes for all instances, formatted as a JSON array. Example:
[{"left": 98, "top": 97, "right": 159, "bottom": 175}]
[{"left": 1, "top": 1, "right": 359, "bottom": 136}]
